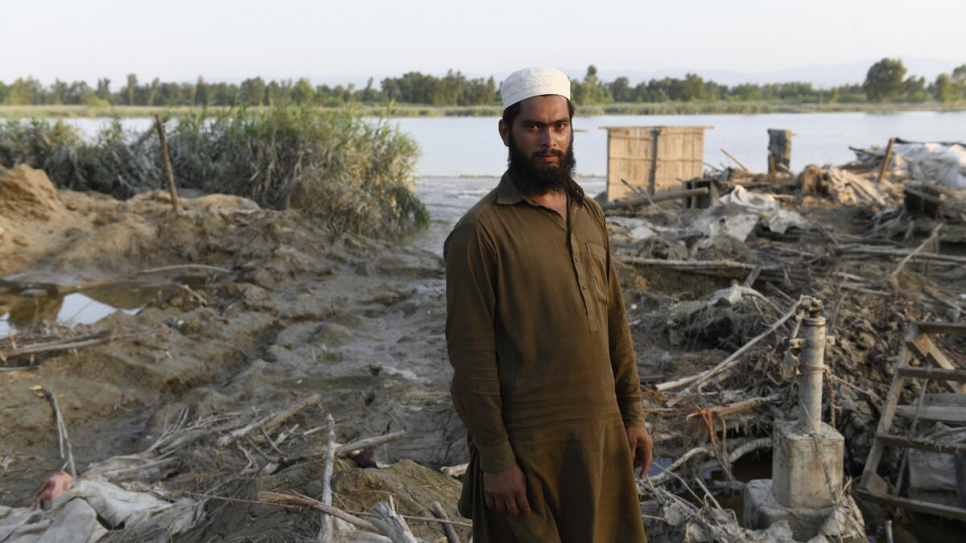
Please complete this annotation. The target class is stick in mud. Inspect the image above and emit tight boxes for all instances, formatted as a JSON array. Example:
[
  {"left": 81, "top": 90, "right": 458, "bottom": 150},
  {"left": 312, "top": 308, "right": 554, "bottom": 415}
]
[
  {"left": 41, "top": 387, "right": 76, "bottom": 477},
  {"left": 155, "top": 115, "right": 182, "bottom": 215},
  {"left": 318, "top": 414, "right": 335, "bottom": 543}
]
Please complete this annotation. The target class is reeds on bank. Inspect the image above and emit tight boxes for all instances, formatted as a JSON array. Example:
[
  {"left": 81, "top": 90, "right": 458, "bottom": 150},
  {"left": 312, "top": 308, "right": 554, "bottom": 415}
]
[{"left": 0, "top": 105, "right": 427, "bottom": 238}]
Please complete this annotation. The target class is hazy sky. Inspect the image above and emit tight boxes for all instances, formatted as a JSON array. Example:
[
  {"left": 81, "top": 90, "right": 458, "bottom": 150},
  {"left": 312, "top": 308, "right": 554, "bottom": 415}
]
[{"left": 4, "top": 0, "right": 964, "bottom": 87}]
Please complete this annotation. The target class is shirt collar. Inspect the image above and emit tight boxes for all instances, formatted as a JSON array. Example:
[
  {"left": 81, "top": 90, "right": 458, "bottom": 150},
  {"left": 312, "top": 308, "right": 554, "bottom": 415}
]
[{"left": 495, "top": 171, "right": 583, "bottom": 210}]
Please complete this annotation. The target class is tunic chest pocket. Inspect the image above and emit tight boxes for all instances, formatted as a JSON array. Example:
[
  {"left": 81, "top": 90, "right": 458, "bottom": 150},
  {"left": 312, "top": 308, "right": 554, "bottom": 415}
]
[{"left": 585, "top": 242, "right": 609, "bottom": 303}]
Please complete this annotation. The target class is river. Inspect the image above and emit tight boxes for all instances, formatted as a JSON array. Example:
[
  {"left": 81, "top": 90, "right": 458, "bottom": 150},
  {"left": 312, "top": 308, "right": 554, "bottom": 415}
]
[{"left": 64, "top": 111, "right": 966, "bottom": 177}]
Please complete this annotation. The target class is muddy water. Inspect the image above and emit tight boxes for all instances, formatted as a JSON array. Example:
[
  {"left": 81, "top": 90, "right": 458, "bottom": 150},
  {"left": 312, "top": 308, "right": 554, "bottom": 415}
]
[{"left": 0, "top": 276, "right": 219, "bottom": 335}]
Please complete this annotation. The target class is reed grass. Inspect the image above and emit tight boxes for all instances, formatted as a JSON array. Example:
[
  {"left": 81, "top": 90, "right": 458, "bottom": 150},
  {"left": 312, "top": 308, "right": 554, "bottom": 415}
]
[{"left": 0, "top": 105, "right": 427, "bottom": 239}]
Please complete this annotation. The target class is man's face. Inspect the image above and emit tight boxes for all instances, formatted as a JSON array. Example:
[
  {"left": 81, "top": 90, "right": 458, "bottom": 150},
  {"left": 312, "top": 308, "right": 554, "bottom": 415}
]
[{"left": 500, "top": 95, "right": 576, "bottom": 195}]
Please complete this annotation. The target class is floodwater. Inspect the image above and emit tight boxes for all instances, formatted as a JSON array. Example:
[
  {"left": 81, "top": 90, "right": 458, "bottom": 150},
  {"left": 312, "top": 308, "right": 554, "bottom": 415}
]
[{"left": 62, "top": 111, "right": 966, "bottom": 177}]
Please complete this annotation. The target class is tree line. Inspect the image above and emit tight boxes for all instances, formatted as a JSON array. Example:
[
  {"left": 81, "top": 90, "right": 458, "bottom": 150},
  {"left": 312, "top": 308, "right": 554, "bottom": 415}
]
[{"left": 1, "top": 59, "right": 964, "bottom": 108}]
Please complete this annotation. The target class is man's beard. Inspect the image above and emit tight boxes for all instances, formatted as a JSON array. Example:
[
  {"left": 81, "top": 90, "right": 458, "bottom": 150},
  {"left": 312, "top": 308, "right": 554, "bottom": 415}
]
[{"left": 507, "top": 134, "right": 577, "bottom": 197}]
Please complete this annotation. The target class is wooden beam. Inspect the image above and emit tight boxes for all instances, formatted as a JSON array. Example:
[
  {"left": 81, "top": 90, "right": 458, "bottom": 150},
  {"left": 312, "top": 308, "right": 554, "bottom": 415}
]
[{"left": 855, "top": 489, "right": 966, "bottom": 522}]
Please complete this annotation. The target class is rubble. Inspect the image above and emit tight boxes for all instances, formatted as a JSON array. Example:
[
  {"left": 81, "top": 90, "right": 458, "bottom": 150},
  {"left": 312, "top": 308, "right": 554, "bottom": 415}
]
[{"left": 2, "top": 137, "right": 966, "bottom": 541}]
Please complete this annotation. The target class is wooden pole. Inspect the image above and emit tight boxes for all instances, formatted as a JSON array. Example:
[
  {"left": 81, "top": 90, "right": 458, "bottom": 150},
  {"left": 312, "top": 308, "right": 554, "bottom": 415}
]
[
  {"left": 155, "top": 115, "right": 182, "bottom": 214},
  {"left": 721, "top": 148, "right": 751, "bottom": 172},
  {"left": 877, "top": 137, "right": 896, "bottom": 184}
]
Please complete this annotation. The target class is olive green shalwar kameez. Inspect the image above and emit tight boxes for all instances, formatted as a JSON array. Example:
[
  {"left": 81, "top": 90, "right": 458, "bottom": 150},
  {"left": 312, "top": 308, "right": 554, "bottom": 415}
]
[{"left": 444, "top": 173, "right": 647, "bottom": 543}]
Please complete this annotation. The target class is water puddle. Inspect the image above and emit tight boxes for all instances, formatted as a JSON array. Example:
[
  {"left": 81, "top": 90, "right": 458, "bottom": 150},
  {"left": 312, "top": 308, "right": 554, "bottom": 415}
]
[{"left": 0, "top": 276, "right": 212, "bottom": 335}]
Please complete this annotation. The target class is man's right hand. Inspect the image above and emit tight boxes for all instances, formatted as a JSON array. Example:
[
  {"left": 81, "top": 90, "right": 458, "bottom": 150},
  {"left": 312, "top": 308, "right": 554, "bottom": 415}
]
[{"left": 483, "top": 464, "right": 531, "bottom": 516}]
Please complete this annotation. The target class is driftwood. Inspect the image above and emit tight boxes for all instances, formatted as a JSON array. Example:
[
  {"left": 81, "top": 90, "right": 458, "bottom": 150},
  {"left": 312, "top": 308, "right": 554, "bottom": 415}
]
[
  {"left": 216, "top": 394, "right": 321, "bottom": 447},
  {"left": 659, "top": 299, "right": 805, "bottom": 406}
]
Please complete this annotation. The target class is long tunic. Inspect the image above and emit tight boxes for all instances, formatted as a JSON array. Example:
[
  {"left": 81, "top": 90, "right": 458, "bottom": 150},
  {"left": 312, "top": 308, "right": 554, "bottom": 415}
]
[{"left": 444, "top": 173, "right": 647, "bottom": 543}]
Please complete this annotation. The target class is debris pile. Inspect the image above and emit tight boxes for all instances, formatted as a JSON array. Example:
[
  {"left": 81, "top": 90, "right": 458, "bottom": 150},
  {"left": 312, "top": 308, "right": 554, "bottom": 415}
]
[{"left": 2, "top": 137, "right": 965, "bottom": 542}]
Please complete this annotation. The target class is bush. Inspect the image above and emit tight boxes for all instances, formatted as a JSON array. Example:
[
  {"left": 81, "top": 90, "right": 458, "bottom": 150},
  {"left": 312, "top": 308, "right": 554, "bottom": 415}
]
[{"left": 0, "top": 106, "right": 428, "bottom": 239}]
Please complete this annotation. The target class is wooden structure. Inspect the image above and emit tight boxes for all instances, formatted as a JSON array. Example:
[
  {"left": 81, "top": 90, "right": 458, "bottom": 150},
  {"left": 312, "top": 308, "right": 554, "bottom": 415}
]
[
  {"left": 767, "top": 129, "right": 792, "bottom": 178},
  {"left": 857, "top": 321, "right": 966, "bottom": 521},
  {"left": 602, "top": 126, "right": 711, "bottom": 201}
]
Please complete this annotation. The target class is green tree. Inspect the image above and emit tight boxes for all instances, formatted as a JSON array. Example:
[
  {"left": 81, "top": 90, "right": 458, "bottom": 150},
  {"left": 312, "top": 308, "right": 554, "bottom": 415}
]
[
  {"left": 125, "top": 73, "right": 138, "bottom": 105},
  {"left": 50, "top": 79, "right": 69, "bottom": 105},
  {"left": 147, "top": 78, "right": 161, "bottom": 106},
  {"left": 5, "top": 77, "right": 42, "bottom": 105},
  {"left": 97, "top": 78, "right": 111, "bottom": 102},
  {"left": 864, "top": 58, "right": 905, "bottom": 102},
  {"left": 682, "top": 73, "right": 706, "bottom": 102},
  {"left": 575, "top": 65, "right": 609, "bottom": 104},
  {"left": 609, "top": 76, "right": 632, "bottom": 103},
  {"left": 903, "top": 76, "right": 929, "bottom": 103},
  {"left": 292, "top": 77, "right": 315, "bottom": 104},
  {"left": 935, "top": 73, "right": 956, "bottom": 104}
]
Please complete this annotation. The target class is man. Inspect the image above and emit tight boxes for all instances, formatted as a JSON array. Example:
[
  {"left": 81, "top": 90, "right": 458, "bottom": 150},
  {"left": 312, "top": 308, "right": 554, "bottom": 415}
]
[{"left": 444, "top": 66, "right": 653, "bottom": 543}]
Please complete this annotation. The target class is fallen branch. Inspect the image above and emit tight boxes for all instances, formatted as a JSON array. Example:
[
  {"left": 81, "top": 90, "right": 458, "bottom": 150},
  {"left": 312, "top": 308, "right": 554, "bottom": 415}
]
[
  {"left": 260, "top": 491, "right": 379, "bottom": 532},
  {"left": 216, "top": 394, "right": 321, "bottom": 447},
  {"left": 890, "top": 224, "right": 942, "bottom": 280},
  {"left": 431, "top": 502, "right": 461, "bottom": 543},
  {"left": 335, "top": 431, "right": 406, "bottom": 457},
  {"left": 660, "top": 299, "right": 804, "bottom": 405},
  {"left": 1, "top": 333, "right": 112, "bottom": 361}
]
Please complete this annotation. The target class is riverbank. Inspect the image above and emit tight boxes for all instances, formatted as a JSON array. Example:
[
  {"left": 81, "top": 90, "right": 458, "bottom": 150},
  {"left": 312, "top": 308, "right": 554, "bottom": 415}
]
[{"left": 3, "top": 101, "right": 965, "bottom": 119}]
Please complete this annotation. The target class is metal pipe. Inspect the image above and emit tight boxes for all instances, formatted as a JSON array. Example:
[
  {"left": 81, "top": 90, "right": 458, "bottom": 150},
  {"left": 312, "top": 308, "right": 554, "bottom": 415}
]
[{"left": 798, "top": 305, "right": 827, "bottom": 432}]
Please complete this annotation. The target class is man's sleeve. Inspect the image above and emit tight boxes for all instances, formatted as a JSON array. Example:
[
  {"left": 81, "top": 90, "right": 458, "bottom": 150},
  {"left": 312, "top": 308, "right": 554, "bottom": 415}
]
[
  {"left": 444, "top": 219, "right": 517, "bottom": 473},
  {"left": 600, "top": 211, "right": 646, "bottom": 428}
]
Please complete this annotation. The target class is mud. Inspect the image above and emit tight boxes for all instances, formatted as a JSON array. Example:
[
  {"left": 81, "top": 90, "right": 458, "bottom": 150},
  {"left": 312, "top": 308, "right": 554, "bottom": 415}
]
[
  {"left": 0, "top": 165, "right": 465, "bottom": 540},
  {"left": 2, "top": 163, "right": 965, "bottom": 541}
]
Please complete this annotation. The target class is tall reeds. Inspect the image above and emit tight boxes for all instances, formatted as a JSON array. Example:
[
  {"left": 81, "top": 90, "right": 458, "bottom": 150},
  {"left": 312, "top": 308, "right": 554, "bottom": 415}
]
[{"left": 0, "top": 106, "right": 427, "bottom": 239}]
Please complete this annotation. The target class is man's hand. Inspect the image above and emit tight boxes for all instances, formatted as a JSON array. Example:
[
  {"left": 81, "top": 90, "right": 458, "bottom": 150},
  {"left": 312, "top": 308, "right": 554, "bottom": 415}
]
[
  {"left": 483, "top": 464, "right": 531, "bottom": 516},
  {"left": 626, "top": 426, "right": 654, "bottom": 477}
]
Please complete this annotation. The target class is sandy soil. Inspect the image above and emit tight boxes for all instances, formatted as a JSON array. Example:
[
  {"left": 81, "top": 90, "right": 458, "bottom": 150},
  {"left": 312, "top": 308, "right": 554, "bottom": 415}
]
[{"left": 0, "top": 165, "right": 467, "bottom": 541}]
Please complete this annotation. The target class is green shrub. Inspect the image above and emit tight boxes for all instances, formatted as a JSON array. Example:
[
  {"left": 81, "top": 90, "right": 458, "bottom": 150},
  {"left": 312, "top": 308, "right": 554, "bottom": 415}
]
[{"left": 0, "top": 106, "right": 427, "bottom": 239}]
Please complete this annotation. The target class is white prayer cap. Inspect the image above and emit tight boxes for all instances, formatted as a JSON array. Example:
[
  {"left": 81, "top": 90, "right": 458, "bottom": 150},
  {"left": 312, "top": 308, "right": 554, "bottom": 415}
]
[{"left": 501, "top": 67, "right": 571, "bottom": 109}]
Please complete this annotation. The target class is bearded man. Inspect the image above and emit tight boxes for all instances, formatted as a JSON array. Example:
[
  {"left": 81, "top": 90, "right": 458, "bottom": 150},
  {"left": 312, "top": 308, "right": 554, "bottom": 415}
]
[{"left": 444, "top": 67, "right": 652, "bottom": 543}]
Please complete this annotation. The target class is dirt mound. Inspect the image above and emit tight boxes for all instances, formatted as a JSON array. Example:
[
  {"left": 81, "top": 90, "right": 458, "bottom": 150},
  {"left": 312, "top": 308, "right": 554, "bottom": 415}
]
[{"left": 0, "top": 166, "right": 458, "bottom": 543}]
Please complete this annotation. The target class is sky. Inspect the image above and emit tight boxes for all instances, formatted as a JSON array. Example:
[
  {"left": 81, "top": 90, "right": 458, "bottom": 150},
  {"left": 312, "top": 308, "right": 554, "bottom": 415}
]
[{"left": 3, "top": 0, "right": 964, "bottom": 89}]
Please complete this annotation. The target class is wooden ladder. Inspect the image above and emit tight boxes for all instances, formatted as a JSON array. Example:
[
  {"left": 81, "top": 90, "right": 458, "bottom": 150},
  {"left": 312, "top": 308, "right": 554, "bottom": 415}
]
[{"left": 856, "top": 321, "right": 966, "bottom": 521}]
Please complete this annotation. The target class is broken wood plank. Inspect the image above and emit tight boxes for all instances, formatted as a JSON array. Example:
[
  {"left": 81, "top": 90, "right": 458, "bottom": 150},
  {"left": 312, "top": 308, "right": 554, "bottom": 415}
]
[
  {"left": 874, "top": 434, "right": 966, "bottom": 456},
  {"left": 894, "top": 405, "right": 966, "bottom": 424},
  {"left": 855, "top": 489, "right": 966, "bottom": 522}
]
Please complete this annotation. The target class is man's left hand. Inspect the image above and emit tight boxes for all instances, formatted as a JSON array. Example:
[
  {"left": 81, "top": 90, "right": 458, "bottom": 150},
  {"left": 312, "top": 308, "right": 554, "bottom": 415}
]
[{"left": 626, "top": 426, "right": 653, "bottom": 478}]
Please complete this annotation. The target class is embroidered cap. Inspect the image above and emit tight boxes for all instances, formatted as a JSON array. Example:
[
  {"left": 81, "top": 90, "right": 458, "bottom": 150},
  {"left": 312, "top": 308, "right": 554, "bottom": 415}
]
[{"left": 501, "top": 67, "right": 571, "bottom": 109}]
